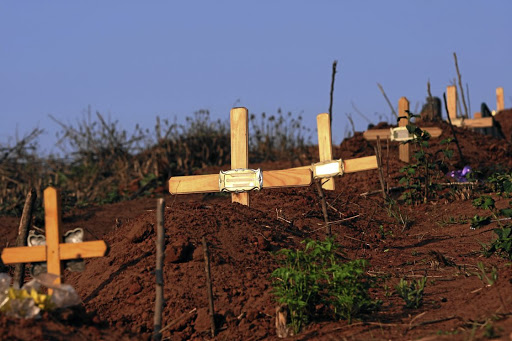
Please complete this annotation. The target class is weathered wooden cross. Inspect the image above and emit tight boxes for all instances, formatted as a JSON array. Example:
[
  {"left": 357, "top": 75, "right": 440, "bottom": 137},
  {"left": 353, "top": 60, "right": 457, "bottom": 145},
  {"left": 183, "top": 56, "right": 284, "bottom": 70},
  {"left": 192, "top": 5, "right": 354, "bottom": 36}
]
[
  {"left": 1, "top": 187, "right": 108, "bottom": 294},
  {"left": 363, "top": 97, "right": 443, "bottom": 163},
  {"left": 169, "top": 107, "right": 313, "bottom": 207}
]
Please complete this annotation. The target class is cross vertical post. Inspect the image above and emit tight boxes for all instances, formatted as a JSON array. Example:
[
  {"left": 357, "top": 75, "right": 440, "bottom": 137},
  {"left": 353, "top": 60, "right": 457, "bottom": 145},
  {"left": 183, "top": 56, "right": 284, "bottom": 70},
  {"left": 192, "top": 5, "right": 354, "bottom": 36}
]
[
  {"left": 44, "top": 187, "right": 62, "bottom": 290},
  {"left": 446, "top": 85, "right": 457, "bottom": 120},
  {"left": 398, "top": 97, "right": 410, "bottom": 163},
  {"left": 496, "top": 87, "right": 504, "bottom": 112},
  {"left": 317, "top": 113, "right": 335, "bottom": 190},
  {"left": 230, "top": 107, "right": 250, "bottom": 206}
]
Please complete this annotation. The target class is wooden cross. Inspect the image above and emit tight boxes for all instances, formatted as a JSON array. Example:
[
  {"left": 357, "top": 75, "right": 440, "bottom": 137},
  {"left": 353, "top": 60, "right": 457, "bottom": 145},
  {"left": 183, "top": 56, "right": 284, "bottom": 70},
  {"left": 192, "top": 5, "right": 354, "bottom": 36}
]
[
  {"left": 363, "top": 97, "right": 443, "bottom": 163},
  {"left": 168, "top": 107, "right": 312, "bottom": 207},
  {"left": 313, "top": 113, "right": 379, "bottom": 190},
  {"left": 1, "top": 187, "right": 108, "bottom": 294},
  {"left": 446, "top": 85, "right": 494, "bottom": 128}
]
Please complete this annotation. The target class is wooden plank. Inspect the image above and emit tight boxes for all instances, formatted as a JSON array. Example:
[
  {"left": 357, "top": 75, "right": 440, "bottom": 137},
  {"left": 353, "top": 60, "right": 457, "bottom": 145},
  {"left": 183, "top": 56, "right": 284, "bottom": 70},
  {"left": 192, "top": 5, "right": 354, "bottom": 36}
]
[
  {"left": 1, "top": 245, "right": 46, "bottom": 264},
  {"left": 474, "top": 112, "right": 482, "bottom": 119},
  {"left": 497, "top": 87, "right": 504, "bottom": 111},
  {"left": 344, "top": 156, "right": 378, "bottom": 173},
  {"left": 230, "top": 108, "right": 249, "bottom": 206},
  {"left": 262, "top": 168, "right": 312, "bottom": 188},
  {"left": 44, "top": 187, "right": 62, "bottom": 289},
  {"left": 59, "top": 241, "right": 108, "bottom": 260},
  {"left": 169, "top": 174, "right": 219, "bottom": 194},
  {"left": 451, "top": 117, "right": 493, "bottom": 128},
  {"left": 447, "top": 85, "right": 457, "bottom": 120},
  {"left": 317, "top": 113, "right": 334, "bottom": 190},
  {"left": 1, "top": 241, "right": 108, "bottom": 264},
  {"left": 398, "top": 97, "right": 410, "bottom": 163},
  {"left": 363, "top": 127, "right": 442, "bottom": 140}
]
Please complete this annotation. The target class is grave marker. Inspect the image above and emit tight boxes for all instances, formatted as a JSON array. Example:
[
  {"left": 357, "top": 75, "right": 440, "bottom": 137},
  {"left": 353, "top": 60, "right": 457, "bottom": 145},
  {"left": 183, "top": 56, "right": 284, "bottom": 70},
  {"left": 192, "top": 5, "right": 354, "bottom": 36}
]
[
  {"left": 169, "top": 107, "right": 312, "bottom": 206},
  {"left": 363, "top": 97, "right": 443, "bottom": 163},
  {"left": 313, "top": 113, "right": 379, "bottom": 189},
  {"left": 446, "top": 85, "right": 494, "bottom": 128},
  {"left": 1, "top": 187, "right": 108, "bottom": 294}
]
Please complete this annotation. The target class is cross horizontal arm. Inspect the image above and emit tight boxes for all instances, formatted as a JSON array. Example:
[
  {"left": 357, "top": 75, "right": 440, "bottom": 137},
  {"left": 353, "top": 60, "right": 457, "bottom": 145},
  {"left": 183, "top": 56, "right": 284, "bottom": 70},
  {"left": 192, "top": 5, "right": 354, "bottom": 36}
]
[
  {"left": 363, "top": 127, "right": 442, "bottom": 141},
  {"left": 1, "top": 241, "right": 108, "bottom": 264},
  {"left": 451, "top": 117, "right": 493, "bottom": 128},
  {"left": 169, "top": 168, "right": 312, "bottom": 195}
]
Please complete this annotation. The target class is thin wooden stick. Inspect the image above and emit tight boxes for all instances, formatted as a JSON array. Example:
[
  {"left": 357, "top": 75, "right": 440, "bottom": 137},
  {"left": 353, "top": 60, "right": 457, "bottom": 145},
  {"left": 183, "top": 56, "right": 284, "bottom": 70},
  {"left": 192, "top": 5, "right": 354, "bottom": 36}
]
[
  {"left": 453, "top": 52, "right": 469, "bottom": 118},
  {"left": 443, "top": 92, "right": 465, "bottom": 163},
  {"left": 315, "top": 180, "right": 330, "bottom": 236},
  {"left": 377, "top": 83, "right": 398, "bottom": 118},
  {"left": 13, "top": 188, "right": 36, "bottom": 289},
  {"left": 375, "top": 137, "right": 387, "bottom": 199},
  {"left": 153, "top": 198, "right": 165, "bottom": 341},
  {"left": 202, "top": 237, "right": 216, "bottom": 338},
  {"left": 328, "top": 60, "right": 338, "bottom": 123}
]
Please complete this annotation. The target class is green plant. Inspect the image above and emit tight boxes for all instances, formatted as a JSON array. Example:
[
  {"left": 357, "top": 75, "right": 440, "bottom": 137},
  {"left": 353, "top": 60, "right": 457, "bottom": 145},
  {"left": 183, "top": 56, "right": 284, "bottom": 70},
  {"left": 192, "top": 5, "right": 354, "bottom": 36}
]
[
  {"left": 395, "top": 277, "right": 427, "bottom": 309},
  {"left": 398, "top": 111, "right": 454, "bottom": 204},
  {"left": 487, "top": 171, "right": 512, "bottom": 197},
  {"left": 437, "top": 214, "right": 469, "bottom": 227},
  {"left": 475, "top": 262, "right": 498, "bottom": 286},
  {"left": 484, "top": 227, "right": 512, "bottom": 260},
  {"left": 470, "top": 214, "right": 492, "bottom": 230},
  {"left": 271, "top": 238, "right": 380, "bottom": 334},
  {"left": 384, "top": 197, "right": 413, "bottom": 231}
]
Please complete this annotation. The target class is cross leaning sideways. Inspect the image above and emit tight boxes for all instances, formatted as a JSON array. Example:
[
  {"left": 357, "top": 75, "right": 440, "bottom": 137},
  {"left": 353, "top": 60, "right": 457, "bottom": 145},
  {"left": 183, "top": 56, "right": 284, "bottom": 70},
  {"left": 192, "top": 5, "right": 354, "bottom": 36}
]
[
  {"left": 1, "top": 187, "right": 108, "bottom": 294},
  {"left": 168, "top": 108, "right": 379, "bottom": 206}
]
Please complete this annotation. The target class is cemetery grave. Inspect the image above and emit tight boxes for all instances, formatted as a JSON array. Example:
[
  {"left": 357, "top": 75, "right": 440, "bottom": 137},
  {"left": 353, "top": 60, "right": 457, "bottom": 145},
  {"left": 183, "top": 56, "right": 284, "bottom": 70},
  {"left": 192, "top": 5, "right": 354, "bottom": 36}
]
[{"left": 0, "top": 104, "right": 511, "bottom": 340}]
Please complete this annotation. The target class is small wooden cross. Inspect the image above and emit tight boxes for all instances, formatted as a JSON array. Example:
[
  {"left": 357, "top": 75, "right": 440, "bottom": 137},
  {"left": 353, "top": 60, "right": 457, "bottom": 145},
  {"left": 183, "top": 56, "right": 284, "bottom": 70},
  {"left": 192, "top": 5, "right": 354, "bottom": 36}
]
[
  {"left": 446, "top": 85, "right": 494, "bottom": 128},
  {"left": 1, "top": 187, "right": 108, "bottom": 294},
  {"left": 313, "top": 113, "right": 379, "bottom": 190},
  {"left": 363, "top": 97, "right": 443, "bottom": 163},
  {"left": 169, "top": 107, "right": 312, "bottom": 206}
]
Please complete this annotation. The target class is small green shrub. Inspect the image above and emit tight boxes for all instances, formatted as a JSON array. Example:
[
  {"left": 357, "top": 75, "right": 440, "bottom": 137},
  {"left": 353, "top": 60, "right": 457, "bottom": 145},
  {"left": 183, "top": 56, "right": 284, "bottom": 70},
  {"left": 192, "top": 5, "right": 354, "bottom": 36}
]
[
  {"left": 395, "top": 277, "right": 427, "bottom": 309},
  {"left": 271, "top": 238, "right": 380, "bottom": 334},
  {"left": 398, "top": 111, "right": 454, "bottom": 205}
]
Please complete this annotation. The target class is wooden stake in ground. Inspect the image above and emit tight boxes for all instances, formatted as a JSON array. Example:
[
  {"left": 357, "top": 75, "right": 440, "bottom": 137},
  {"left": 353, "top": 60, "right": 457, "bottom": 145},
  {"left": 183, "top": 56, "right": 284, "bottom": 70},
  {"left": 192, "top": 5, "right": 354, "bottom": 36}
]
[
  {"left": 398, "top": 97, "right": 410, "bottom": 163},
  {"left": 496, "top": 87, "right": 504, "bottom": 112},
  {"left": 153, "top": 198, "right": 165, "bottom": 341},
  {"left": 1, "top": 187, "right": 108, "bottom": 295},
  {"left": 13, "top": 188, "right": 36, "bottom": 289},
  {"left": 202, "top": 237, "right": 216, "bottom": 338}
]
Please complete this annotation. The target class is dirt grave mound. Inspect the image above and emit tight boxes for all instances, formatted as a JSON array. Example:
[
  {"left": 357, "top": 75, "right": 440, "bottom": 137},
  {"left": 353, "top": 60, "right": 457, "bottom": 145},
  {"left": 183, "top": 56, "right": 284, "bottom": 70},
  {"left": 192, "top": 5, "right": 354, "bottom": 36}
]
[{"left": 0, "top": 118, "right": 512, "bottom": 340}]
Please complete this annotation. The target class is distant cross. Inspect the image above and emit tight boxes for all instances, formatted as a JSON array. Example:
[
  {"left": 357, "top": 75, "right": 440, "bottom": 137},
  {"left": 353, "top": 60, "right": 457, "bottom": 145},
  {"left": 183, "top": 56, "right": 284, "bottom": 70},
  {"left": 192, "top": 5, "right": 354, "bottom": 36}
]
[
  {"left": 1, "top": 187, "right": 108, "bottom": 294},
  {"left": 363, "top": 97, "right": 443, "bottom": 163},
  {"left": 446, "top": 85, "right": 495, "bottom": 129}
]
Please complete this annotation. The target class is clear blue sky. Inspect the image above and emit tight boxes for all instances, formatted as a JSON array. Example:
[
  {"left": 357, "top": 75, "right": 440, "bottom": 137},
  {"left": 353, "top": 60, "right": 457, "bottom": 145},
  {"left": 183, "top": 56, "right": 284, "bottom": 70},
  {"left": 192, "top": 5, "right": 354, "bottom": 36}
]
[{"left": 1, "top": 1, "right": 511, "bottom": 154}]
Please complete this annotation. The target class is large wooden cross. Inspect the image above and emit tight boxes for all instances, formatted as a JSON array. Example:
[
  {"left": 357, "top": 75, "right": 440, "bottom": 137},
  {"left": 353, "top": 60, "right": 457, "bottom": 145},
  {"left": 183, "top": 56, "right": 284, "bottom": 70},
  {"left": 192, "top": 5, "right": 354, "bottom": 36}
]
[
  {"left": 1, "top": 187, "right": 108, "bottom": 294},
  {"left": 169, "top": 107, "right": 312, "bottom": 207},
  {"left": 363, "top": 97, "right": 443, "bottom": 163}
]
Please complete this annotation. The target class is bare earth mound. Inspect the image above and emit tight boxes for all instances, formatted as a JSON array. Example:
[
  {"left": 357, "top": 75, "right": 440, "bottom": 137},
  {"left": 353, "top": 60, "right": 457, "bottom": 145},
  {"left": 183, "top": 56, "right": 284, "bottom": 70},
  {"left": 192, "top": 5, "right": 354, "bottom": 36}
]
[{"left": 1, "top": 111, "right": 512, "bottom": 340}]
